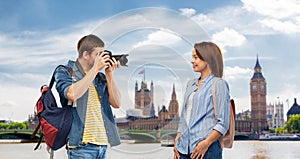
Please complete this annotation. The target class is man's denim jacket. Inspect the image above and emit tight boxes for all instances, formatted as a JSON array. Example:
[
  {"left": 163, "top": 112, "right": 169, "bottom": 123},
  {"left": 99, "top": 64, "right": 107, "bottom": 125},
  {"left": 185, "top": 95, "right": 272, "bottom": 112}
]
[{"left": 54, "top": 60, "right": 121, "bottom": 147}]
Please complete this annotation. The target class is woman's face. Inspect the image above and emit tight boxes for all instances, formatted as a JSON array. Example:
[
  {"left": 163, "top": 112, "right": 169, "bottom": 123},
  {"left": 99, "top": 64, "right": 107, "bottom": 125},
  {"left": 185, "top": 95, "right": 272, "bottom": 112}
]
[{"left": 191, "top": 49, "right": 208, "bottom": 73}]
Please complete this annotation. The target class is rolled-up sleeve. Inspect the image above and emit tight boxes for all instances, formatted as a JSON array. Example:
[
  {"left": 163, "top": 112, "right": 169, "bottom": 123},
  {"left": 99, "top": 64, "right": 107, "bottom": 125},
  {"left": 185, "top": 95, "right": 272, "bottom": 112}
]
[{"left": 213, "top": 79, "right": 230, "bottom": 136}]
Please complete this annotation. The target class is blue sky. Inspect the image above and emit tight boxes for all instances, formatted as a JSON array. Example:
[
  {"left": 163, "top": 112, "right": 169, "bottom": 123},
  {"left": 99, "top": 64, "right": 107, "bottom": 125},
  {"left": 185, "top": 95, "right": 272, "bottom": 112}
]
[{"left": 1, "top": 0, "right": 300, "bottom": 121}]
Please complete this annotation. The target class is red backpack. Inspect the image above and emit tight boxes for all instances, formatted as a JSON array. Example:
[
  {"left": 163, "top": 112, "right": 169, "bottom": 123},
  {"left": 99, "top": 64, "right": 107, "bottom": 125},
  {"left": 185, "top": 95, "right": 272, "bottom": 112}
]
[
  {"left": 31, "top": 65, "right": 73, "bottom": 151},
  {"left": 212, "top": 78, "right": 236, "bottom": 148}
]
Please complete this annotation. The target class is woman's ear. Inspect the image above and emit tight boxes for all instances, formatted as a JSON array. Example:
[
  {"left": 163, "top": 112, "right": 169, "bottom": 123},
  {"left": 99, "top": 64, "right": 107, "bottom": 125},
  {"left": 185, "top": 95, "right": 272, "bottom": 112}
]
[{"left": 206, "top": 63, "right": 212, "bottom": 74}]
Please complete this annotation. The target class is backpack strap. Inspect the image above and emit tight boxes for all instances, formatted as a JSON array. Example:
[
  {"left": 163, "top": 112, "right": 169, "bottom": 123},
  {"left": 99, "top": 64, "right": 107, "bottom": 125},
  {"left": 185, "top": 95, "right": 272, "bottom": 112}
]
[
  {"left": 34, "top": 133, "right": 44, "bottom": 150},
  {"left": 49, "top": 65, "right": 74, "bottom": 89},
  {"left": 30, "top": 122, "right": 41, "bottom": 139},
  {"left": 212, "top": 78, "right": 222, "bottom": 120}
]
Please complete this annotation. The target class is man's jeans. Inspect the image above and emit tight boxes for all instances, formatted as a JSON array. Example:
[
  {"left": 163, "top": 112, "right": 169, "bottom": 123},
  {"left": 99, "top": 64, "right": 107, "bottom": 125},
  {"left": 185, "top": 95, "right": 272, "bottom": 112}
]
[
  {"left": 67, "top": 143, "right": 107, "bottom": 159},
  {"left": 180, "top": 140, "right": 222, "bottom": 159}
]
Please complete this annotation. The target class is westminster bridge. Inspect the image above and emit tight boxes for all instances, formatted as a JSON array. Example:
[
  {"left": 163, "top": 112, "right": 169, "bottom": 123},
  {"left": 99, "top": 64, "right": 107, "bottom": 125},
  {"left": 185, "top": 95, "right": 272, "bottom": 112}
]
[{"left": 0, "top": 129, "right": 254, "bottom": 143}]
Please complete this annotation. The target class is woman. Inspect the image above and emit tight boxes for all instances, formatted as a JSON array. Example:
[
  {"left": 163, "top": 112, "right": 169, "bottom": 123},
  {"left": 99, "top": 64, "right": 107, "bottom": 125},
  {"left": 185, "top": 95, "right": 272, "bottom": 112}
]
[{"left": 174, "top": 42, "right": 230, "bottom": 159}]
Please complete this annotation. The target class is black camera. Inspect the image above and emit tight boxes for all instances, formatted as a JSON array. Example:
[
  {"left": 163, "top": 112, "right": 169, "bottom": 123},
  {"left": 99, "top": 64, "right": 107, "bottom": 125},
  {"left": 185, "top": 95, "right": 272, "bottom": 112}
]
[{"left": 101, "top": 50, "right": 129, "bottom": 66}]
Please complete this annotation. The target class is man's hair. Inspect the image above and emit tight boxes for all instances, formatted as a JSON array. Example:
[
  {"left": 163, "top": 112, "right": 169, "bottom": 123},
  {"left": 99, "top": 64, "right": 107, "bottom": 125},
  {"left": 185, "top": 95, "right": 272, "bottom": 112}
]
[
  {"left": 194, "top": 42, "right": 224, "bottom": 78},
  {"left": 77, "top": 34, "right": 104, "bottom": 57}
]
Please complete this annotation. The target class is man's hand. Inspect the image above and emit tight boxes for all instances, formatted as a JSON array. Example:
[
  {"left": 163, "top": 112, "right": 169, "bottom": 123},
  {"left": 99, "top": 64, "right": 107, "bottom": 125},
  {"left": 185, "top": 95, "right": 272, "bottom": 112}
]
[
  {"left": 104, "top": 55, "right": 121, "bottom": 108},
  {"left": 94, "top": 51, "right": 110, "bottom": 72},
  {"left": 105, "top": 57, "right": 121, "bottom": 73}
]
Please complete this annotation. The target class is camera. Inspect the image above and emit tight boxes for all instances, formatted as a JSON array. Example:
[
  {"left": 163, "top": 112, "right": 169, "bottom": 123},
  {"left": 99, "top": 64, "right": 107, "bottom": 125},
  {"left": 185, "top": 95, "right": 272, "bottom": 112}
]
[{"left": 101, "top": 50, "right": 129, "bottom": 66}]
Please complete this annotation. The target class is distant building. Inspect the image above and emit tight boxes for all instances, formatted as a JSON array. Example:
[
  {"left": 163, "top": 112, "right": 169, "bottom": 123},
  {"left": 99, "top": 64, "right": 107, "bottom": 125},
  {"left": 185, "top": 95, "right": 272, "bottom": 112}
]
[
  {"left": 250, "top": 56, "right": 268, "bottom": 133},
  {"left": 116, "top": 82, "right": 179, "bottom": 130},
  {"left": 266, "top": 104, "right": 274, "bottom": 128},
  {"left": 267, "top": 102, "right": 284, "bottom": 128},
  {"left": 235, "top": 109, "right": 252, "bottom": 132},
  {"left": 168, "top": 84, "right": 179, "bottom": 119},
  {"left": 287, "top": 98, "right": 300, "bottom": 121},
  {"left": 0, "top": 120, "right": 13, "bottom": 124},
  {"left": 27, "top": 114, "right": 39, "bottom": 129},
  {"left": 158, "top": 105, "right": 169, "bottom": 121},
  {"left": 135, "top": 81, "right": 155, "bottom": 117}
]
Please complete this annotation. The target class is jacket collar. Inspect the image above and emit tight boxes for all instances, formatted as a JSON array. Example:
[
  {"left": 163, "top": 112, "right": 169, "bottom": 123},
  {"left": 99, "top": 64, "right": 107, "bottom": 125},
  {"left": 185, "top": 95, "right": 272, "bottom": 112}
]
[{"left": 191, "top": 74, "right": 214, "bottom": 87}]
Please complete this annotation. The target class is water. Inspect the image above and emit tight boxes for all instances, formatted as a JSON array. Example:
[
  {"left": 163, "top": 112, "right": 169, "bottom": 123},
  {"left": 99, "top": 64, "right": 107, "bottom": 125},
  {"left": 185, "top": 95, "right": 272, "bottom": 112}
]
[{"left": 0, "top": 141, "right": 300, "bottom": 159}]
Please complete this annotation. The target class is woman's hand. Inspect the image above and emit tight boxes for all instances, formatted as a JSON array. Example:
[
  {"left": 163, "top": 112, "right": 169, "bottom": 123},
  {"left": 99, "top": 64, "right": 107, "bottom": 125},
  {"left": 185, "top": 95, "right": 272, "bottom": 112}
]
[
  {"left": 190, "top": 140, "right": 209, "bottom": 159},
  {"left": 173, "top": 133, "right": 181, "bottom": 159}
]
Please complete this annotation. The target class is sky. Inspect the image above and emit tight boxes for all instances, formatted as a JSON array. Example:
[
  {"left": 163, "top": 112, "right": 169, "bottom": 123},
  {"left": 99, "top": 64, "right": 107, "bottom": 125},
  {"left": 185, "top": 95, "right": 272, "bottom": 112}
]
[{"left": 1, "top": 0, "right": 300, "bottom": 122}]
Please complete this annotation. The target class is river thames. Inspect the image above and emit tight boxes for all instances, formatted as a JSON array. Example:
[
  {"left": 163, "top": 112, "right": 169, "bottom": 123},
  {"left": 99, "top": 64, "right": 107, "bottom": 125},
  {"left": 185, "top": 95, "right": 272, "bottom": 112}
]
[{"left": 0, "top": 141, "right": 299, "bottom": 159}]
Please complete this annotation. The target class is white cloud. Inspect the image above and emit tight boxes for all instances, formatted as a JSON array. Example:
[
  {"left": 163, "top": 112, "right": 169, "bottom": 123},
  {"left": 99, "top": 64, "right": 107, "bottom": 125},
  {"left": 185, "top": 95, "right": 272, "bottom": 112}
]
[
  {"left": 0, "top": 23, "right": 95, "bottom": 69},
  {"left": 191, "top": 13, "right": 216, "bottom": 26},
  {"left": 133, "top": 30, "right": 182, "bottom": 48},
  {"left": 212, "top": 27, "right": 246, "bottom": 53},
  {"left": 241, "top": 0, "right": 300, "bottom": 34},
  {"left": 242, "top": 0, "right": 300, "bottom": 19},
  {"left": 259, "top": 18, "right": 300, "bottom": 34},
  {"left": 179, "top": 8, "right": 196, "bottom": 17},
  {"left": 188, "top": 2, "right": 300, "bottom": 35},
  {"left": 0, "top": 72, "right": 48, "bottom": 87},
  {"left": 93, "top": 8, "right": 210, "bottom": 46},
  {"left": 224, "top": 66, "right": 252, "bottom": 81}
]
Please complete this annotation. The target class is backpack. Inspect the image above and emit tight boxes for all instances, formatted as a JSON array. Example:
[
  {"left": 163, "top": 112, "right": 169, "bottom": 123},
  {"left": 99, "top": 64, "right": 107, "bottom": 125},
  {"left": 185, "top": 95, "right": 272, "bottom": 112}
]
[
  {"left": 31, "top": 65, "right": 73, "bottom": 152},
  {"left": 212, "top": 78, "right": 236, "bottom": 148}
]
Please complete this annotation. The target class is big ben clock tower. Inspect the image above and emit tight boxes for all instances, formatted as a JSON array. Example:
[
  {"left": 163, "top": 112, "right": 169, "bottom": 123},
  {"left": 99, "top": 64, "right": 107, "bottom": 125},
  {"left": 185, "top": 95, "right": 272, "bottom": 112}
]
[{"left": 250, "top": 56, "right": 267, "bottom": 134}]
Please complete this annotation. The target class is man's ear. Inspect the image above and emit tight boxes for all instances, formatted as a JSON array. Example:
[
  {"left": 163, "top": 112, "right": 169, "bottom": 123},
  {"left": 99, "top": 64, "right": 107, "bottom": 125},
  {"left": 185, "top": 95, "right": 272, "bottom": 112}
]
[{"left": 82, "top": 51, "right": 90, "bottom": 60}]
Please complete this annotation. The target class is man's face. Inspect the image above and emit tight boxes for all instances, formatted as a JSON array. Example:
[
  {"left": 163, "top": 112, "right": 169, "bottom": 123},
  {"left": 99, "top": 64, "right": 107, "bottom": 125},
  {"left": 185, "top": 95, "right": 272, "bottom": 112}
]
[{"left": 87, "top": 46, "right": 104, "bottom": 68}]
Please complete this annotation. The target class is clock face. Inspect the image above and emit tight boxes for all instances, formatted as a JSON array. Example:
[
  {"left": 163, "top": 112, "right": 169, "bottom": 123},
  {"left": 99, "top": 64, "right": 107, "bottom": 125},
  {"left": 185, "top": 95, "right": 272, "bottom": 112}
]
[
  {"left": 261, "top": 85, "right": 265, "bottom": 90},
  {"left": 252, "top": 85, "right": 257, "bottom": 90}
]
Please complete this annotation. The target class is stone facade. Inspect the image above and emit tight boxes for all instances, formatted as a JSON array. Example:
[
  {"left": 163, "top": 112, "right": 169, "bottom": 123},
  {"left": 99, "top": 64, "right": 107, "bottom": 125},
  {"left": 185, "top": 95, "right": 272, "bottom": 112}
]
[{"left": 117, "top": 82, "right": 179, "bottom": 130}]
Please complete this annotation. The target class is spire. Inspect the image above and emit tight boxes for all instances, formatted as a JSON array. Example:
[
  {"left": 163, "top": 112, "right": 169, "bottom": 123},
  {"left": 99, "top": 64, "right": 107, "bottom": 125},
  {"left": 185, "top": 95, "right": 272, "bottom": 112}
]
[
  {"left": 293, "top": 98, "right": 298, "bottom": 106},
  {"left": 251, "top": 55, "right": 265, "bottom": 80},
  {"left": 254, "top": 54, "right": 262, "bottom": 70},
  {"left": 150, "top": 104, "right": 155, "bottom": 117},
  {"left": 173, "top": 83, "right": 175, "bottom": 92},
  {"left": 135, "top": 81, "right": 138, "bottom": 91},
  {"left": 172, "top": 83, "right": 176, "bottom": 100},
  {"left": 151, "top": 80, "right": 154, "bottom": 90}
]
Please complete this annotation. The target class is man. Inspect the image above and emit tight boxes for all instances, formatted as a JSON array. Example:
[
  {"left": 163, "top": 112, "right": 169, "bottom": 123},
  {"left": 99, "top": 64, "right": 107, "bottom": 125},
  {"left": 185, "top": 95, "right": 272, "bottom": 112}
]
[{"left": 55, "top": 34, "right": 121, "bottom": 159}]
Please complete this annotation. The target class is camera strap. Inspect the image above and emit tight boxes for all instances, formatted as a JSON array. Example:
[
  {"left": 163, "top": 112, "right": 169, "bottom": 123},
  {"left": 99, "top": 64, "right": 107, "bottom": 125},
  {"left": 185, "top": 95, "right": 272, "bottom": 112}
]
[{"left": 75, "top": 59, "right": 86, "bottom": 76}]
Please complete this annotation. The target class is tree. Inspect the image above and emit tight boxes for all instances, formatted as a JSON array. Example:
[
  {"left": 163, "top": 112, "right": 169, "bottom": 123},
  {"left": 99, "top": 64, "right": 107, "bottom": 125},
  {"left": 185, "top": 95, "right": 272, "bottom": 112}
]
[
  {"left": 0, "top": 121, "right": 28, "bottom": 130},
  {"left": 285, "top": 114, "right": 300, "bottom": 133},
  {"left": 0, "top": 123, "right": 9, "bottom": 129}
]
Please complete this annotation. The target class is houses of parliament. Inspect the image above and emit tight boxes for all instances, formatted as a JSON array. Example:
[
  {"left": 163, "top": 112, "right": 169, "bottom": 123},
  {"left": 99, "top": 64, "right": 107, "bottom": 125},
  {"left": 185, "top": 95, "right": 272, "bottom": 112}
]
[{"left": 116, "top": 80, "right": 180, "bottom": 130}]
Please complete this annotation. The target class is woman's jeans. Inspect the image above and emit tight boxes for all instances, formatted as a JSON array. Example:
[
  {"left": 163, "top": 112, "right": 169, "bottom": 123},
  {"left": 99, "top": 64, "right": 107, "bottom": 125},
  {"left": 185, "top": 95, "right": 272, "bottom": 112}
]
[
  {"left": 67, "top": 143, "right": 107, "bottom": 159},
  {"left": 180, "top": 140, "right": 222, "bottom": 159}
]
